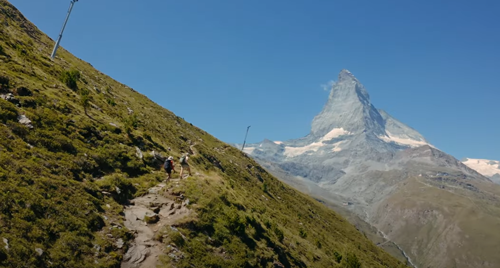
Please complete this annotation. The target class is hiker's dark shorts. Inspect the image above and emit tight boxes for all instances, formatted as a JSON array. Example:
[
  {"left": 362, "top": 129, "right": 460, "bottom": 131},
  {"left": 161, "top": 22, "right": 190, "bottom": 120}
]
[
  {"left": 181, "top": 163, "right": 189, "bottom": 168},
  {"left": 165, "top": 168, "right": 172, "bottom": 174}
]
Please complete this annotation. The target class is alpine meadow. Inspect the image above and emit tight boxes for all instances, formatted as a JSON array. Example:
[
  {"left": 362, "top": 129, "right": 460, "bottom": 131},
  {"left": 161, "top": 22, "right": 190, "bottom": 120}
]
[{"left": 0, "top": 1, "right": 407, "bottom": 268}]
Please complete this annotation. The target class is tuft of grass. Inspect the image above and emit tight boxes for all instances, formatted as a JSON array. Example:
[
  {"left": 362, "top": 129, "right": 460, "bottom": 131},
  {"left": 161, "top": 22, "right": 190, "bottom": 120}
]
[{"left": 60, "top": 69, "right": 80, "bottom": 90}]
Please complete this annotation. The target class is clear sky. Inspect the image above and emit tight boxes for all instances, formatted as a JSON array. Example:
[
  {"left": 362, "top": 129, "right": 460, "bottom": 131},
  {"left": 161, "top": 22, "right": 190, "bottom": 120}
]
[{"left": 9, "top": 0, "right": 500, "bottom": 160}]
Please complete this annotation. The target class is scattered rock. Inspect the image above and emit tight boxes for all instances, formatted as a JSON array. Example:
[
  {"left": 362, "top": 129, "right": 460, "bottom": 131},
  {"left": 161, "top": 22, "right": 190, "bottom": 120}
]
[
  {"left": 2, "top": 238, "right": 8, "bottom": 250},
  {"left": 91, "top": 103, "right": 102, "bottom": 112},
  {"left": 1, "top": 93, "right": 18, "bottom": 105},
  {"left": 135, "top": 147, "right": 143, "bottom": 159},
  {"left": 35, "top": 248, "right": 43, "bottom": 256},
  {"left": 127, "top": 107, "right": 133, "bottom": 114},
  {"left": 109, "top": 122, "right": 118, "bottom": 127},
  {"left": 115, "top": 238, "right": 124, "bottom": 249},
  {"left": 15, "top": 87, "right": 32, "bottom": 96},
  {"left": 93, "top": 244, "right": 101, "bottom": 256},
  {"left": 115, "top": 187, "right": 121, "bottom": 194},
  {"left": 102, "top": 191, "right": 111, "bottom": 196},
  {"left": 106, "top": 234, "right": 113, "bottom": 238},
  {"left": 94, "top": 86, "right": 100, "bottom": 93},
  {"left": 106, "top": 204, "right": 111, "bottom": 209},
  {"left": 18, "top": 115, "right": 33, "bottom": 129}
]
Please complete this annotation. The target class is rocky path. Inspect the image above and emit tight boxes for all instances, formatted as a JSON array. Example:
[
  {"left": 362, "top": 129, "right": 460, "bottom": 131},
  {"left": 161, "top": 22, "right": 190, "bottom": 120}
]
[{"left": 121, "top": 181, "right": 191, "bottom": 268}]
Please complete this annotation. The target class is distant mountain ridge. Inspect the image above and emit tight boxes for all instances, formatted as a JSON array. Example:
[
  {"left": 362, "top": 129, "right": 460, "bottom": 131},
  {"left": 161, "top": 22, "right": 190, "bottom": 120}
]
[
  {"left": 463, "top": 158, "right": 500, "bottom": 184},
  {"left": 240, "top": 70, "right": 500, "bottom": 268}
]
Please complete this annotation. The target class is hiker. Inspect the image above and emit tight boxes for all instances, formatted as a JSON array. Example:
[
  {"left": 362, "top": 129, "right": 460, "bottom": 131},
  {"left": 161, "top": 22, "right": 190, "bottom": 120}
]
[
  {"left": 179, "top": 153, "right": 192, "bottom": 178},
  {"left": 163, "top": 156, "right": 175, "bottom": 180}
]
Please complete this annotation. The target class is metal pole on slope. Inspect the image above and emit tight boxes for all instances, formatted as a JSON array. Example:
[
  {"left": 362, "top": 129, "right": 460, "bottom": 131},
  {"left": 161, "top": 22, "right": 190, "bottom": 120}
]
[
  {"left": 50, "top": 0, "right": 79, "bottom": 60},
  {"left": 241, "top": 126, "right": 251, "bottom": 152}
]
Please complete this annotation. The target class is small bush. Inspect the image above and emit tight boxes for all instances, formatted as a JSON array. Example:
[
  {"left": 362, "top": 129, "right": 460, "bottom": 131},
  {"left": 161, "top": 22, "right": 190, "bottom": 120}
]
[
  {"left": 299, "top": 228, "right": 307, "bottom": 238},
  {"left": 170, "top": 231, "right": 185, "bottom": 247},
  {"left": 107, "top": 98, "right": 116, "bottom": 106},
  {"left": 0, "top": 99, "right": 18, "bottom": 123},
  {"left": 345, "top": 252, "right": 361, "bottom": 268},
  {"left": 60, "top": 69, "right": 80, "bottom": 90},
  {"left": 80, "top": 94, "right": 91, "bottom": 115},
  {"left": 274, "top": 227, "right": 284, "bottom": 242},
  {"left": 0, "top": 75, "right": 9, "bottom": 89},
  {"left": 262, "top": 182, "right": 268, "bottom": 193},
  {"left": 333, "top": 251, "right": 343, "bottom": 263},
  {"left": 123, "top": 114, "right": 139, "bottom": 134},
  {"left": 95, "top": 174, "right": 136, "bottom": 204}
]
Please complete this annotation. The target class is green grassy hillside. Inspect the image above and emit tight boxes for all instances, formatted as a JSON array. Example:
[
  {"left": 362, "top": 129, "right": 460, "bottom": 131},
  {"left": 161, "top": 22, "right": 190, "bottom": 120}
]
[{"left": 0, "top": 1, "right": 406, "bottom": 267}]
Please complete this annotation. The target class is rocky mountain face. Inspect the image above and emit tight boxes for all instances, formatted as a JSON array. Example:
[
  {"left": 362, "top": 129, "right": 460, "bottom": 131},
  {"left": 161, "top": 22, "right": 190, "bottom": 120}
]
[
  {"left": 242, "top": 70, "right": 500, "bottom": 268},
  {"left": 462, "top": 158, "right": 500, "bottom": 184}
]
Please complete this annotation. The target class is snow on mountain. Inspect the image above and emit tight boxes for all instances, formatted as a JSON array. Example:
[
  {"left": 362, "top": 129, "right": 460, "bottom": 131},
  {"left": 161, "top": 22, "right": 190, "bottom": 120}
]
[
  {"left": 462, "top": 158, "right": 500, "bottom": 181},
  {"left": 377, "top": 109, "right": 432, "bottom": 148},
  {"left": 283, "top": 128, "right": 350, "bottom": 157}
]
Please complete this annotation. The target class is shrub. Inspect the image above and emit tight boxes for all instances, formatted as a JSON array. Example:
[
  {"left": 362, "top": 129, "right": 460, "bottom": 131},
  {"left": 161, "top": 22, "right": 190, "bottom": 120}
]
[
  {"left": 0, "top": 99, "right": 18, "bottom": 123},
  {"left": 95, "top": 174, "right": 136, "bottom": 204},
  {"left": 0, "top": 44, "right": 4, "bottom": 55},
  {"left": 274, "top": 227, "right": 284, "bottom": 242},
  {"left": 262, "top": 182, "right": 268, "bottom": 193},
  {"left": 60, "top": 69, "right": 80, "bottom": 90},
  {"left": 107, "top": 98, "right": 116, "bottom": 106},
  {"left": 345, "top": 252, "right": 361, "bottom": 268},
  {"left": 170, "top": 231, "right": 185, "bottom": 247},
  {"left": 123, "top": 114, "right": 139, "bottom": 134},
  {"left": 299, "top": 228, "right": 307, "bottom": 238},
  {"left": 80, "top": 94, "right": 91, "bottom": 115},
  {"left": 333, "top": 251, "right": 343, "bottom": 263},
  {"left": 0, "top": 75, "right": 9, "bottom": 89}
]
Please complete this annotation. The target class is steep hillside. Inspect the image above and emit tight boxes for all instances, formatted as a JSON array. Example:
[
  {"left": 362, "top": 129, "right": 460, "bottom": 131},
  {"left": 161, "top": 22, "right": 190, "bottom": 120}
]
[
  {"left": 242, "top": 70, "right": 500, "bottom": 267},
  {"left": 0, "top": 1, "right": 405, "bottom": 267}
]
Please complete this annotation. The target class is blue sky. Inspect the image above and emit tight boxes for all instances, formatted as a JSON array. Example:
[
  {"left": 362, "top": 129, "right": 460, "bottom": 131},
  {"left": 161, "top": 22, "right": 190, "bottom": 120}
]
[{"left": 10, "top": 0, "right": 500, "bottom": 160}]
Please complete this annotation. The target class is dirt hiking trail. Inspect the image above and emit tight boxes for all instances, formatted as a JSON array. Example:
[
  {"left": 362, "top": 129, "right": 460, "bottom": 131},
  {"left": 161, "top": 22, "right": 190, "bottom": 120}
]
[{"left": 121, "top": 181, "right": 192, "bottom": 268}]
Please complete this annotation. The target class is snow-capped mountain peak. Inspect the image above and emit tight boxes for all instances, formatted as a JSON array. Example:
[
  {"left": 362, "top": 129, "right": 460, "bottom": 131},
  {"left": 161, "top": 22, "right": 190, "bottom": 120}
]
[
  {"left": 462, "top": 158, "right": 500, "bottom": 178},
  {"left": 311, "top": 70, "right": 385, "bottom": 137}
]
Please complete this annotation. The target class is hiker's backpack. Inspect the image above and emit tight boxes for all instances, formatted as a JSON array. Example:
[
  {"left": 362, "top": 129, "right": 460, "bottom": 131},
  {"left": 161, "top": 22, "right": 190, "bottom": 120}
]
[
  {"left": 180, "top": 156, "right": 187, "bottom": 164},
  {"left": 164, "top": 160, "right": 172, "bottom": 170}
]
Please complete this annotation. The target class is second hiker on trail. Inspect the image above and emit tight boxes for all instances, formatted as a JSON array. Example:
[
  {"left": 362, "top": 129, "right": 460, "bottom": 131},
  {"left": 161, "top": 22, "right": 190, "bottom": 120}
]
[
  {"left": 179, "top": 153, "right": 192, "bottom": 178},
  {"left": 163, "top": 156, "right": 175, "bottom": 180}
]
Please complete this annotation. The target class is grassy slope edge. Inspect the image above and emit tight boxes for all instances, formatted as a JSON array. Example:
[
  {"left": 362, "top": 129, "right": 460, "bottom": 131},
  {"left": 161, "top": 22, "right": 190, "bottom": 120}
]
[{"left": 0, "top": 1, "right": 405, "bottom": 267}]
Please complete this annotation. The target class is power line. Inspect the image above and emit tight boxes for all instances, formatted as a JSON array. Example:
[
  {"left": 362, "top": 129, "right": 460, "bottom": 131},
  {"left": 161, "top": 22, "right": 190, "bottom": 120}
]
[
  {"left": 241, "top": 126, "right": 251, "bottom": 152},
  {"left": 51, "top": 0, "right": 79, "bottom": 60}
]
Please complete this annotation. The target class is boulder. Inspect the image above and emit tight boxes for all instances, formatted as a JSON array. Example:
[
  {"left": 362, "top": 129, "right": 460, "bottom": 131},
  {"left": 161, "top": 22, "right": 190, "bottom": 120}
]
[{"left": 18, "top": 115, "right": 33, "bottom": 129}]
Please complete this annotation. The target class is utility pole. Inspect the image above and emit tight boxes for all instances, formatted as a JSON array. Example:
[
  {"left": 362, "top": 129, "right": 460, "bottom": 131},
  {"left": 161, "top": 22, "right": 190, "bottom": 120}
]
[
  {"left": 241, "top": 126, "right": 251, "bottom": 152},
  {"left": 51, "top": 0, "right": 79, "bottom": 60}
]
